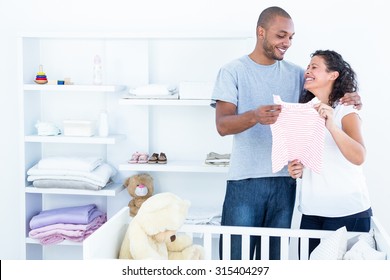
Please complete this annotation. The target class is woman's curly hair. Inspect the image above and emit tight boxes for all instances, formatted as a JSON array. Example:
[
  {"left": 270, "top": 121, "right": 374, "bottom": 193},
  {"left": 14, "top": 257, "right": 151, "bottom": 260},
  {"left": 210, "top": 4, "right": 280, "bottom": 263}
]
[{"left": 299, "top": 50, "right": 358, "bottom": 107}]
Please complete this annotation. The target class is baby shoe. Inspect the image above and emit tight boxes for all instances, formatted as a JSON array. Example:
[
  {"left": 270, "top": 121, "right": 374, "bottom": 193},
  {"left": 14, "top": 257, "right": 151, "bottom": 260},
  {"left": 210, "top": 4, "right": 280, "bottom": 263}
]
[
  {"left": 158, "top": 152, "right": 167, "bottom": 164},
  {"left": 128, "top": 152, "right": 141, "bottom": 164},
  {"left": 137, "top": 153, "right": 149, "bottom": 164},
  {"left": 148, "top": 153, "right": 159, "bottom": 164}
]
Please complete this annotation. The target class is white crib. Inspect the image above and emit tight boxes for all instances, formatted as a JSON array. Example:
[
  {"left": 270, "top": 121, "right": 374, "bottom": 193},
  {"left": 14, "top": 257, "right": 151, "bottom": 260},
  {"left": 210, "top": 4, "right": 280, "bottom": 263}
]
[{"left": 83, "top": 207, "right": 390, "bottom": 260}]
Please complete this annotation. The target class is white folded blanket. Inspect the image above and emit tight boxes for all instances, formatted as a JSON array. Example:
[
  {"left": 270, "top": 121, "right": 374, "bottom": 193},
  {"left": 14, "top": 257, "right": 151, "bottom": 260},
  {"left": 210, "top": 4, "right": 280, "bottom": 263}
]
[
  {"left": 27, "top": 163, "right": 116, "bottom": 187},
  {"left": 33, "top": 179, "right": 110, "bottom": 190},
  {"left": 185, "top": 206, "right": 222, "bottom": 225},
  {"left": 129, "top": 84, "right": 176, "bottom": 96},
  {"left": 37, "top": 156, "right": 103, "bottom": 172}
]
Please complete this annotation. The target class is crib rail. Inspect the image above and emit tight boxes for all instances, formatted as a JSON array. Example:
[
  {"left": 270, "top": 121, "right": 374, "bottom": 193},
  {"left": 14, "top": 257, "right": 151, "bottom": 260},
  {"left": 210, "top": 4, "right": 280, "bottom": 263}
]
[
  {"left": 83, "top": 207, "right": 390, "bottom": 260},
  {"left": 179, "top": 224, "right": 360, "bottom": 260}
]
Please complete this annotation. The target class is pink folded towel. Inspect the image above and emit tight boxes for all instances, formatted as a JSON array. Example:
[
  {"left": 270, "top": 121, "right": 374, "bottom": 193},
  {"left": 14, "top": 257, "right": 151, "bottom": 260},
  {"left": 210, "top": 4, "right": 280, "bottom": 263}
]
[{"left": 29, "top": 214, "right": 107, "bottom": 245}]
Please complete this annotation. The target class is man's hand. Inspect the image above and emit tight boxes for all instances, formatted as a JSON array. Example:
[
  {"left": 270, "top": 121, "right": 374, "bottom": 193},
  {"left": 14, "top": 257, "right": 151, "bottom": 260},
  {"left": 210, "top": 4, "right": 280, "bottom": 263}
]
[
  {"left": 254, "top": 105, "right": 282, "bottom": 125},
  {"left": 339, "top": 92, "right": 362, "bottom": 110}
]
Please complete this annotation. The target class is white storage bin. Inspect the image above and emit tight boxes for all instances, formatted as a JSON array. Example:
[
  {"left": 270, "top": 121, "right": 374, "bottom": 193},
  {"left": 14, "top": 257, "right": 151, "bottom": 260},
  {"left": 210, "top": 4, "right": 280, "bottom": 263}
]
[
  {"left": 63, "top": 120, "right": 95, "bottom": 137},
  {"left": 179, "top": 81, "right": 214, "bottom": 100}
]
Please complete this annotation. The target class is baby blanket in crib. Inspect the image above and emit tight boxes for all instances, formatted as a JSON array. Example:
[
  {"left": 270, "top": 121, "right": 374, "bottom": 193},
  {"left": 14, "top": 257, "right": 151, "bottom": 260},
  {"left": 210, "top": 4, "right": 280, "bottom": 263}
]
[{"left": 270, "top": 95, "right": 325, "bottom": 173}]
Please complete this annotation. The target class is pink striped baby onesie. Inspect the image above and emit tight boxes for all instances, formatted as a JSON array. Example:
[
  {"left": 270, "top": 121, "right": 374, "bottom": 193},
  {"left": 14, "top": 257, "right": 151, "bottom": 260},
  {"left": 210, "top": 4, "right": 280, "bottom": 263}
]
[{"left": 270, "top": 95, "right": 325, "bottom": 173}]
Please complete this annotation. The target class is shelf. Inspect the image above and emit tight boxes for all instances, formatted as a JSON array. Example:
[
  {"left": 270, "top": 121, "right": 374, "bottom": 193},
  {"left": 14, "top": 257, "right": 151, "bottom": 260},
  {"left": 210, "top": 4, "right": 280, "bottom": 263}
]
[
  {"left": 25, "top": 183, "right": 125, "bottom": 197},
  {"left": 21, "top": 32, "right": 253, "bottom": 40},
  {"left": 23, "top": 84, "right": 126, "bottom": 92},
  {"left": 26, "top": 237, "right": 84, "bottom": 246},
  {"left": 119, "top": 160, "right": 228, "bottom": 173},
  {"left": 24, "top": 134, "right": 126, "bottom": 144},
  {"left": 119, "top": 98, "right": 211, "bottom": 106}
]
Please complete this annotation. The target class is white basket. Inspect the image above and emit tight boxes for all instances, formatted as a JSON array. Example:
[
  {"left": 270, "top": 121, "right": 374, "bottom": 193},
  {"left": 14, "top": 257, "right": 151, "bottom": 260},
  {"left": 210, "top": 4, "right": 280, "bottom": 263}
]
[{"left": 63, "top": 120, "right": 95, "bottom": 137}]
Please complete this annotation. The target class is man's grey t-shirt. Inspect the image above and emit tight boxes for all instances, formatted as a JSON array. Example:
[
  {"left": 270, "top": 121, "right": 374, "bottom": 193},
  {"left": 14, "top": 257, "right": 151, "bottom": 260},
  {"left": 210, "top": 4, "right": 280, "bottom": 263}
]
[{"left": 211, "top": 55, "right": 304, "bottom": 180}]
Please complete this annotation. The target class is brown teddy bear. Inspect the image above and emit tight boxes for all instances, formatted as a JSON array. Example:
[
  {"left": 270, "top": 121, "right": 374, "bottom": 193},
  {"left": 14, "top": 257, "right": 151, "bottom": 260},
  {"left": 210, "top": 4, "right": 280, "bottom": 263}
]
[{"left": 124, "top": 173, "right": 154, "bottom": 217}]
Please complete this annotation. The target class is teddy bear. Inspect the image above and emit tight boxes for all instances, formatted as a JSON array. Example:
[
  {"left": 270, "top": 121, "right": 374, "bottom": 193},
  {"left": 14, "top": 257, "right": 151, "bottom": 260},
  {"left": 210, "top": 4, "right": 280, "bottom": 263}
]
[
  {"left": 166, "top": 233, "right": 204, "bottom": 260},
  {"left": 118, "top": 192, "right": 204, "bottom": 260},
  {"left": 124, "top": 173, "right": 154, "bottom": 217}
]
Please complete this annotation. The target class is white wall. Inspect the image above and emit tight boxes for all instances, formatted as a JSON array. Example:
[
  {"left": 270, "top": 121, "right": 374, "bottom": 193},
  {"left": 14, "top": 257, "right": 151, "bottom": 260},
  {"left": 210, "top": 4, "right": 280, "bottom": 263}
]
[{"left": 1, "top": 0, "right": 389, "bottom": 259}]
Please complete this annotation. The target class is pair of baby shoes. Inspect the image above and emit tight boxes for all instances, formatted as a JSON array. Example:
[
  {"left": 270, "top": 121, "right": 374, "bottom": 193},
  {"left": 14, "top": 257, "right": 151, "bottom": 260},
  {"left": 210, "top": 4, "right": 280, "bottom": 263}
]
[
  {"left": 128, "top": 152, "right": 149, "bottom": 164},
  {"left": 148, "top": 152, "right": 167, "bottom": 164}
]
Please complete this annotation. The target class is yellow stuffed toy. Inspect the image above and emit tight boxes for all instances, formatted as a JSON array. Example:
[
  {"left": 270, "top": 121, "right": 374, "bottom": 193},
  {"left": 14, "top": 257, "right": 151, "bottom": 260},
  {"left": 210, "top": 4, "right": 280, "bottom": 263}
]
[{"left": 118, "top": 192, "right": 204, "bottom": 260}]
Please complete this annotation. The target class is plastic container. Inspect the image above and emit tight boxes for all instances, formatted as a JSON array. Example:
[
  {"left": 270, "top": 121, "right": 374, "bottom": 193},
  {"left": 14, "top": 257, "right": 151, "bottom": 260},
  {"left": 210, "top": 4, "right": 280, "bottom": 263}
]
[{"left": 63, "top": 120, "right": 95, "bottom": 137}]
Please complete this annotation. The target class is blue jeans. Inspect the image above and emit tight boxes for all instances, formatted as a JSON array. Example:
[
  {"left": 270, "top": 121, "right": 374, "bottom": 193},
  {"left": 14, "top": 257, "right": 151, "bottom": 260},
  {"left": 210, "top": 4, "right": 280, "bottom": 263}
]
[
  {"left": 300, "top": 208, "right": 372, "bottom": 256},
  {"left": 219, "top": 177, "right": 296, "bottom": 260}
]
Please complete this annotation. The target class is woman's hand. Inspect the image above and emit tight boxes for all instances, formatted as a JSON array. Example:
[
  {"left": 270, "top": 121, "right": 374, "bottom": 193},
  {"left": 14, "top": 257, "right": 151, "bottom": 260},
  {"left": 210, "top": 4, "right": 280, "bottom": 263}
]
[
  {"left": 314, "top": 103, "right": 336, "bottom": 131},
  {"left": 288, "top": 159, "right": 303, "bottom": 179}
]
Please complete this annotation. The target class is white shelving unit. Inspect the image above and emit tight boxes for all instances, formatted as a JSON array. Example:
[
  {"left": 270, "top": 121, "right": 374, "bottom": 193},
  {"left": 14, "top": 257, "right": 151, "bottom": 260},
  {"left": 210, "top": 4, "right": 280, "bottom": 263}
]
[
  {"left": 23, "top": 84, "right": 125, "bottom": 92},
  {"left": 18, "top": 32, "right": 252, "bottom": 260},
  {"left": 24, "top": 183, "right": 124, "bottom": 196},
  {"left": 119, "top": 160, "right": 228, "bottom": 173},
  {"left": 118, "top": 98, "right": 211, "bottom": 106},
  {"left": 24, "top": 134, "right": 126, "bottom": 144}
]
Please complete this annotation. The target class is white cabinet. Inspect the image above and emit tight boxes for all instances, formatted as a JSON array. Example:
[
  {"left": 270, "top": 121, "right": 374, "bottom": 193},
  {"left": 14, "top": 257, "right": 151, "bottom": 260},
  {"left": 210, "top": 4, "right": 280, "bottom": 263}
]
[
  {"left": 20, "top": 83, "right": 127, "bottom": 259},
  {"left": 18, "top": 33, "right": 252, "bottom": 260}
]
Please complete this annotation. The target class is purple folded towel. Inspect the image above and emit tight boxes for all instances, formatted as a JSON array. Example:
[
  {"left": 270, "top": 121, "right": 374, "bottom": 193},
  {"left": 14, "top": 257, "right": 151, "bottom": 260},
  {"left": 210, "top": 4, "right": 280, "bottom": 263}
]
[
  {"left": 29, "top": 204, "right": 104, "bottom": 230},
  {"left": 29, "top": 214, "right": 107, "bottom": 245}
]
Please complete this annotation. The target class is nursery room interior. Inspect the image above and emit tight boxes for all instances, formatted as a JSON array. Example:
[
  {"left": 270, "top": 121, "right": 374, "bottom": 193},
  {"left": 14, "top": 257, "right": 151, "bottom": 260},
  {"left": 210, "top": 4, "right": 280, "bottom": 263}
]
[{"left": 1, "top": 0, "right": 389, "bottom": 266}]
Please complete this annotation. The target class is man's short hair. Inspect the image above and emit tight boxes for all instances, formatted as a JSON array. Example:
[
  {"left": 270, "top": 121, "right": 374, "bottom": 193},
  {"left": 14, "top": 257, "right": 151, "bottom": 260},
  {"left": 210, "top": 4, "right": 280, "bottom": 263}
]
[{"left": 257, "top": 6, "right": 292, "bottom": 29}]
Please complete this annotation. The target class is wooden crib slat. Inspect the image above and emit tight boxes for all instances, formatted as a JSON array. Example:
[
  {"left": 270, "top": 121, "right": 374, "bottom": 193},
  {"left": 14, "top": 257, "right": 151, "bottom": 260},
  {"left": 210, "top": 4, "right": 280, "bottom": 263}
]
[
  {"left": 261, "top": 235, "right": 270, "bottom": 260},
  {"left": 280, "top": 236, "right": 290, "bottom": 260},
  {"left": 222, "top": 234, "right": 231, "bottom": 260},
  {"left": 241, "top": 234, "right": 250, "bottom": 260},
  {"left": 300, "top": 237, "right": 309, "bottom": 260},
  {"left": 203, "top": 232, "right": 213, "bottom": 260}
]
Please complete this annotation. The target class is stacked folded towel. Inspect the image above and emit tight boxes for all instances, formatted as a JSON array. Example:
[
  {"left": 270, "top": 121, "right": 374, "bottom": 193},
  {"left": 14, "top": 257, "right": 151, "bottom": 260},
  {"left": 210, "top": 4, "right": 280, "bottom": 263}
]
[
  {"left": 204, "top": 152, "right": 230, "bottom": 167},
  {"left": 27, "top": 156, "right": 116, "bottom": 190},
  {"left": 35, "top": 121, "right": 61, "bottom": 136},
  {"left": 28, "top": 204, "right": 107, "bottom": 245},
  {"left": 129, "top": 84, "right": 177, "bottom": 96},
  {"left": 185, "top": 206, "right": 222, "bottom": 226}
]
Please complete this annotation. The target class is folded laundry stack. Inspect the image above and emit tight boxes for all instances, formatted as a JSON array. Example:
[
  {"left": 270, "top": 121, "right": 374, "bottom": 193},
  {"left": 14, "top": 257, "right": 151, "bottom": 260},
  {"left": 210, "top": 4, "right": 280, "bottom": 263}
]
[
  {"left": 185, "top": 206, "right": 222, "bottom": 226},
  {"left": 204, "top": 152, "right": 230, "bottom": 167},
  {"left": 28, "top": 204, "right": 107, "bottom": 245},
  {"left": 125, "top": 84, "right": 178, "bottom": 99},
  {"left": 27, "top": 156, "right": 116, "bottom": 190},
  {"left": 35, "top": 121, "right": 61, "bottom": 136}
]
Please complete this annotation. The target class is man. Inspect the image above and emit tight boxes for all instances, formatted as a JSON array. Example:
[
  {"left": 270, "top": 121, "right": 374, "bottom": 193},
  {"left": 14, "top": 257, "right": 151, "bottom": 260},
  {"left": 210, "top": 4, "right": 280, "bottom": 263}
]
[{"left": 211, "top": 6, "right": 361, "bottom": 260}]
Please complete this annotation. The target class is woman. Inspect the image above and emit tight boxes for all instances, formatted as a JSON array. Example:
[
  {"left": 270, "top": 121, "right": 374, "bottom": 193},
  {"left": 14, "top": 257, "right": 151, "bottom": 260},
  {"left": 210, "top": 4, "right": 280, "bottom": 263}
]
[{"left": 288, "top": 50, "right": 372, "bottom": 255}]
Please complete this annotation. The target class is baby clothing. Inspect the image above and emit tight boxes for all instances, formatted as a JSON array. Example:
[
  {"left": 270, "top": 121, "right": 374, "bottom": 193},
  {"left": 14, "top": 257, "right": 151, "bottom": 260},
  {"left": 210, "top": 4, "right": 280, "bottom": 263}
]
[{"left": 270, "top": 95, "right": 325, "bottom": 173}]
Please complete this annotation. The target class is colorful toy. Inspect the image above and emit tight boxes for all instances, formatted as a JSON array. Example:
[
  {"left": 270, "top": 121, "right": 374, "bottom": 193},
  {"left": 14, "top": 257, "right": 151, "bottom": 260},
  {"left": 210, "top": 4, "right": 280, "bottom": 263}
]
[{"left": 34, "top": 65, "right": 48, "bottom": 84}]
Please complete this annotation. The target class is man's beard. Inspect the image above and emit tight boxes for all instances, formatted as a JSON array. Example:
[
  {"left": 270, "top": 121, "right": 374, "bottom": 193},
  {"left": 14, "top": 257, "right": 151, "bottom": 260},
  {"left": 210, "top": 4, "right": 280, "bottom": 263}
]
[{"left": 263, "top": 40, "right": 284, "bottom": 61}]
